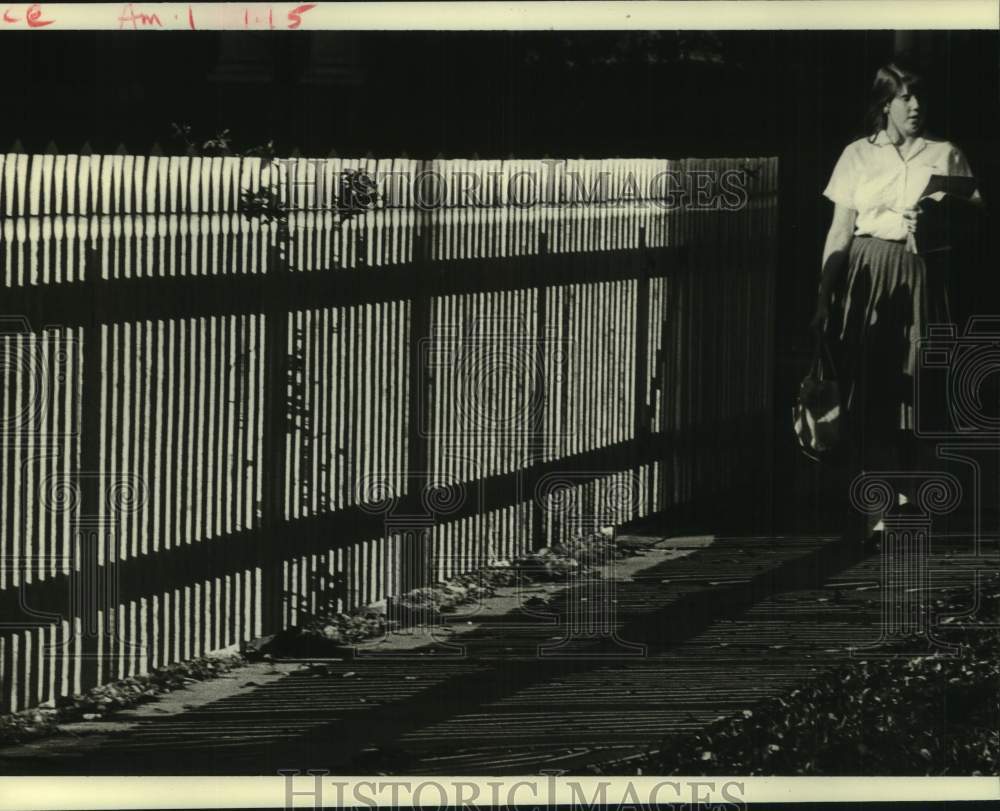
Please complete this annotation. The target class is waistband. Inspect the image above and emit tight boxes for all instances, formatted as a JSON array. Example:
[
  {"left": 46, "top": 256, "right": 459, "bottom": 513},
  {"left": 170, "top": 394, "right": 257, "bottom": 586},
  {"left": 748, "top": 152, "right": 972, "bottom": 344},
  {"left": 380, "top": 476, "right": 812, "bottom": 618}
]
[{"left": 853, "top": 234, "right": 907, "bottom": 246}]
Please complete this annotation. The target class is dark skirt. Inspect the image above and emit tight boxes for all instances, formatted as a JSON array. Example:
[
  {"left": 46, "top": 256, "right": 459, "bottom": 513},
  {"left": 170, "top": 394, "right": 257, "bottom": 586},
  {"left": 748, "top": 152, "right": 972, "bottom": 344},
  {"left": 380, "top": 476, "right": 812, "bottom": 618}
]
[{"left": 829, "top": 235, "right": 951, "bottom": 438}]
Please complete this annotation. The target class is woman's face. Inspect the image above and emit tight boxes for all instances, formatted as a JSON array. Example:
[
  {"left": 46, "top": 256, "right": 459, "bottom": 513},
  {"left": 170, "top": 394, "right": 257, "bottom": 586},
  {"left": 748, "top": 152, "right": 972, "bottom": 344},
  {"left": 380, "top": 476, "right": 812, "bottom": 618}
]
[{"left": 884, "top": 83, "right": 924, "bottom": 137}]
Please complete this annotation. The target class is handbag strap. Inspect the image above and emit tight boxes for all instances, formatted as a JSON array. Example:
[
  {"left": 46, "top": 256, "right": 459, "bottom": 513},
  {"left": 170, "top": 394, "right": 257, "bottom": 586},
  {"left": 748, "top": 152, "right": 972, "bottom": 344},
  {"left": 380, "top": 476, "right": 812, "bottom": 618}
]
[{"left": 811, "top": 333, "right": 838, "bottom": 382}]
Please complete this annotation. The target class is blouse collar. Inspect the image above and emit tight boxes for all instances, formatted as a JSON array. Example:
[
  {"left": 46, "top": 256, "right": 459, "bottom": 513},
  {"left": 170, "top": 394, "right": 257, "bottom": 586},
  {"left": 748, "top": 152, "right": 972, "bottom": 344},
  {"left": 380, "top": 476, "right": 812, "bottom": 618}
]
[{"left": 873, "top": 129, "right": 928, "bottom": 160}]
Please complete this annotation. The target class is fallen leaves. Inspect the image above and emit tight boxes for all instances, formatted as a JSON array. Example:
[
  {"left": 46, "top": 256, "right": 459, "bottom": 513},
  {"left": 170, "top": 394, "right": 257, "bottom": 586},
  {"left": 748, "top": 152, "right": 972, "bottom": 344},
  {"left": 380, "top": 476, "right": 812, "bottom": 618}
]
[
  {"left": 646, "top": 572, "right": 1000, "bottom": 777},
  {"left": 270, "top": 532, "right": 635, "bottom": 655},
  {"left": 0, "top": 653, "right": 245, "bottom": 746}
]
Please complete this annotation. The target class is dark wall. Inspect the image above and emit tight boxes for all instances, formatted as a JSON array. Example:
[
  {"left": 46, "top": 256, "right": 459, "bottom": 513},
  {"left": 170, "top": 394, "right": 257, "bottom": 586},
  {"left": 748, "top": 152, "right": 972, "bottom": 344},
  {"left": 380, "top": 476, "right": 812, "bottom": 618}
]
[{"left": 0, "top": 30, "right": 787, "bottom": 157}]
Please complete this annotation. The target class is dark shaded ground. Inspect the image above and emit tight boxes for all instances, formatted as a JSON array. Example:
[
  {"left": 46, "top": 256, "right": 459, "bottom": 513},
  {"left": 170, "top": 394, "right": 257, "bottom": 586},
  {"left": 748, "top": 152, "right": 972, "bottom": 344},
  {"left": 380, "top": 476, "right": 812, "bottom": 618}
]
[{"left": 2, "top": 529, "right": 995, "bottom": 776}]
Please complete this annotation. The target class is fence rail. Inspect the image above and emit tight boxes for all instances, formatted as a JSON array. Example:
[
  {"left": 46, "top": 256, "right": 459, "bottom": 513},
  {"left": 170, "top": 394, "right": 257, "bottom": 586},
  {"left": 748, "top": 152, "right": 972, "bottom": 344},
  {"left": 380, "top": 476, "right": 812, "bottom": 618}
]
[{"left": 0, "top": 153, "right": 777, "bottom": 712}]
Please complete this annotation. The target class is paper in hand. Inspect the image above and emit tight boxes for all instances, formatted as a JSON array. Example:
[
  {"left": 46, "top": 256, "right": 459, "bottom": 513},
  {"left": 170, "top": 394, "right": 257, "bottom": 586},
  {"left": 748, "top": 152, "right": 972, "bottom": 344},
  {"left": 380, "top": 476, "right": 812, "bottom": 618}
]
[
  {"left": 912, "top": 174, "right": 982, "bottom": 255},
  {"left": 918, "top": 173, "right": 979, "bottom": 201}
]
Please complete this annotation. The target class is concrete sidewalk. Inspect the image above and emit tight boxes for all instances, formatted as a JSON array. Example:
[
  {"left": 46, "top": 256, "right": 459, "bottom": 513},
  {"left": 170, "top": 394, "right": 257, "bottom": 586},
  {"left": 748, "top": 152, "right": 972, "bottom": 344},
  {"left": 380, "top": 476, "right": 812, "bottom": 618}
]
[{"left": 0, "top": 530, "right": 886, "bottom": 775}]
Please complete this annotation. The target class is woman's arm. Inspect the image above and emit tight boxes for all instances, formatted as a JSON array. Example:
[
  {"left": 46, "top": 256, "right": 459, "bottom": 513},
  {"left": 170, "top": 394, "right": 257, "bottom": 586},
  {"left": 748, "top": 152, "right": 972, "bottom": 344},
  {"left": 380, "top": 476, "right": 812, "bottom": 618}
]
[
  {"left": 950, "top": 145, "right": 984, "bottom": 207},
  {"left": 811, "top": 203, "right": 857, "bottom": 333}
]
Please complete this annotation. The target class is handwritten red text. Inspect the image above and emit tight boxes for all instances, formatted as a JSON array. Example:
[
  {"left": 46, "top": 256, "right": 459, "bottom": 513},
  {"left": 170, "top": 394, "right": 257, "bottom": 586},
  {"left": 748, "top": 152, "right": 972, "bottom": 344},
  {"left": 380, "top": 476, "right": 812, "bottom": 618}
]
[
  {"left": 2, "top": 4, "right": 55, "bottom": 28},
  {"left": 118, "top": 3, "right": 163, "bottom": 29}
]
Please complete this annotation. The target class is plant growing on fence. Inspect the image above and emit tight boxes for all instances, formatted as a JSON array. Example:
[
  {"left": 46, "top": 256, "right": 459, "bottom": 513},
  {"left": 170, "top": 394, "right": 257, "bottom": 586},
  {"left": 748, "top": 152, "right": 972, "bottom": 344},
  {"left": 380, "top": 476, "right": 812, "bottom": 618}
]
[
  {"left": 169, "top": 123, "right": 381, "bottom": 248},
  {"left": 174, "top": 125, "right": 384, "bottom": 532},
  {"left": 236, "top": 163, "right": 381, "bottom": 247}
]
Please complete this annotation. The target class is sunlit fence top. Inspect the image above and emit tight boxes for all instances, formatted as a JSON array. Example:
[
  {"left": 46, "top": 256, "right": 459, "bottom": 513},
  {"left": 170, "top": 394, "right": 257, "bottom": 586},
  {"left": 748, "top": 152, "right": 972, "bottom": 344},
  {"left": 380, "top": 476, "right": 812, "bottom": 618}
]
[{"left": 0, "top": 153, "right": 777, "bottom": 284}]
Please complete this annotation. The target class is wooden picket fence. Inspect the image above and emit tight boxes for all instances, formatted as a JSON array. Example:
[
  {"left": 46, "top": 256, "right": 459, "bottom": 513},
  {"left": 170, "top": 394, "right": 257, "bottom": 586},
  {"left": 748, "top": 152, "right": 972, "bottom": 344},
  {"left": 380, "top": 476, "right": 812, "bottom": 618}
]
[{"left": 0, "top": 152, "right": 778, "bottom": 712}]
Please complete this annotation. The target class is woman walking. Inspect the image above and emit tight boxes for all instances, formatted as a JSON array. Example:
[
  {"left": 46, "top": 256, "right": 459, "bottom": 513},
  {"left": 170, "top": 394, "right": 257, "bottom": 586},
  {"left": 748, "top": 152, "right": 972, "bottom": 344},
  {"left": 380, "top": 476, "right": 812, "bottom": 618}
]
[{"left": 811, "top": 61, "right": 982, "bottom": 546}]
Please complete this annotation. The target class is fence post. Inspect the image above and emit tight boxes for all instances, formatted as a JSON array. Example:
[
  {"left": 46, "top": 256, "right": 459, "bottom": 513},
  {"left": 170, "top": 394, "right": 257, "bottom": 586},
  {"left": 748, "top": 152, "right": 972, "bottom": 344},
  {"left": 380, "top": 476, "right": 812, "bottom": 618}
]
[
  {"left": 403, "top": 183, "right": 434, "bottom": 591},
  {"left": 633, "top": 225, "right": 652, "bottom": 519},
  {"left": 530, "top": 232, "right": 550, "bottom": 550},
  {"left": 76, "top": 245, "right": 105, "bottom": 693},
  {"left": 260, "top": 237, "right": 290, "bottom": 637}
]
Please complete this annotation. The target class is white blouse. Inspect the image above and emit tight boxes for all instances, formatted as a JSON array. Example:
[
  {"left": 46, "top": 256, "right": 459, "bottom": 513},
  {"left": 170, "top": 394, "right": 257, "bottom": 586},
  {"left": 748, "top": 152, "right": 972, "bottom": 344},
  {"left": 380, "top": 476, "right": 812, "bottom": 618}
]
[{"left": 823, "top": 130, "right": 979, "bottom": 241}]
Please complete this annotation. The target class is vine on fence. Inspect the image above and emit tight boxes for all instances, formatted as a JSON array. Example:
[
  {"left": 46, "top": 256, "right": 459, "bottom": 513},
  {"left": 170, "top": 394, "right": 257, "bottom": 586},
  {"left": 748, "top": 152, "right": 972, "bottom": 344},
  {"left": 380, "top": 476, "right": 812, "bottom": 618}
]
[
  {"left": 179, "top": 125, "right": 385, "bottom": 616},
  {"left": 170, "top": 123, "right": 382, "bottom": 246}
]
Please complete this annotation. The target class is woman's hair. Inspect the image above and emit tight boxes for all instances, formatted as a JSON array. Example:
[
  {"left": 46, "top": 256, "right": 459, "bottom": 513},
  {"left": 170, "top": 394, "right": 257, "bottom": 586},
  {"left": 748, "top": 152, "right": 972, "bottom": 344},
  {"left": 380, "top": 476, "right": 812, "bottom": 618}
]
[{"left": 865, "top": 61, "right": 925, "bottom": 142}]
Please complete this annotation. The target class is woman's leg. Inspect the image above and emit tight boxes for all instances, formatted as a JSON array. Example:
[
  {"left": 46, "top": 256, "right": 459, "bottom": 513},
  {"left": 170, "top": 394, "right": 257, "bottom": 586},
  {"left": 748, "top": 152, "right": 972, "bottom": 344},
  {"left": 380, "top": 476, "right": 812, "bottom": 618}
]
[
  {"left": 845, "top": 348, "right": 907, "bottom": 537},
  {"left": 895, "top": 429, "right": 920, "bottom": 507},
  {"left": 858, "top": 431, "right": 903, "bottom": 534}
]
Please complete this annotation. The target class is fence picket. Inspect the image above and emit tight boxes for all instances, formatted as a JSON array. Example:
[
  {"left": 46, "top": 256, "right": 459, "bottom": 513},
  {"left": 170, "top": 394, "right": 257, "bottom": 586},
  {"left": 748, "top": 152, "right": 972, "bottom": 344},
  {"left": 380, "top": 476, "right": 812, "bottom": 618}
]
[{"left": 0, "top": 149, "right": 776, "bottom": 712}]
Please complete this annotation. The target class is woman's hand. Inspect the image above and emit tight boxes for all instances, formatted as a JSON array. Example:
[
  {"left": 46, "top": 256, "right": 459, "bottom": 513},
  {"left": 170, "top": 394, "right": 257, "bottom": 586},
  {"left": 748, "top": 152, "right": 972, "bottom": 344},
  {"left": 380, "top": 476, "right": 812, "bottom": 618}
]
[{"left": 903, "top": 205, "right": 921, "bottom": 253}]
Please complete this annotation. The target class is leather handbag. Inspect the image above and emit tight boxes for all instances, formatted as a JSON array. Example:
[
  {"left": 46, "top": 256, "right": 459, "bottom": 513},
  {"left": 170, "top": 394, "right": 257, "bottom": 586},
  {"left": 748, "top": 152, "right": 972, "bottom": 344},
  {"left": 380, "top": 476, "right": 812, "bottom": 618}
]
[{"left": 793, "top": 335, "right": 843, "bottom": 462}]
